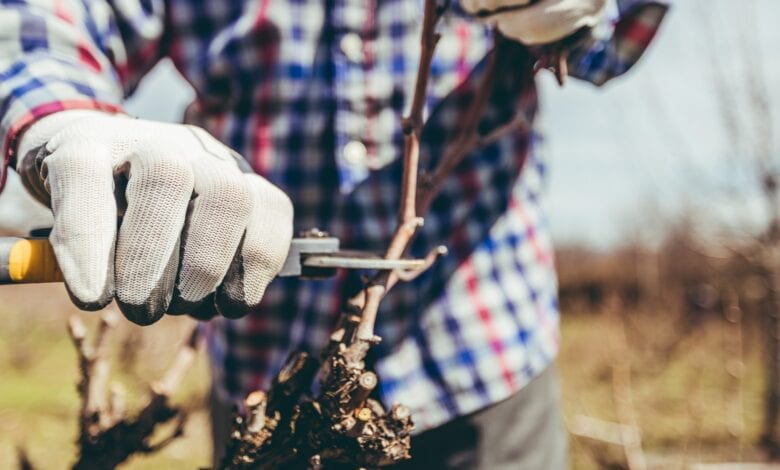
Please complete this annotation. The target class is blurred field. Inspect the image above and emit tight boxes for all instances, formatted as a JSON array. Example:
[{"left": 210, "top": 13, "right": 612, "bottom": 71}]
[
  {"left": 0, "top": 284, "right": 212, "bottom": 469},
  {"left": 0, "top": 239, "right": 771, "bottom": 469},
  {"left": 561, "top": 309, "right": 764, "bottom": 468}
]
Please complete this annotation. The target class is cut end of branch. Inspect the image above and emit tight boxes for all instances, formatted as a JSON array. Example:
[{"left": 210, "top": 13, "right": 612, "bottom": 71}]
[
  {"left": 245, "top": 391, "right": 268, "bottom": 434},
  {"left": 245, "top": 390, "right": 267, "bottom": 408},
  {"left": 391, "top": 404, "right": 411, "bottom": 421},
  {"left": 356, "top": 407, "right": 373, "bottom": 422},
  {"left": 67, "top": 316, "right": 87, "bottom": 343},
  {"left": 100, "top": 308, "right": 120, "bottom": 328},
  {"left": 359, "top": 371, "right": 378, "bottom": 389}
]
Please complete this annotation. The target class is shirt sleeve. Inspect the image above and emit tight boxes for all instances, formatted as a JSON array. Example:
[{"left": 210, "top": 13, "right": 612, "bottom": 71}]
[
  {"left": 567, "top": 0, "right": 669, "bottom": 86},
  {"left": 0, "top": 0, "right": 168, "bottom": 190}
]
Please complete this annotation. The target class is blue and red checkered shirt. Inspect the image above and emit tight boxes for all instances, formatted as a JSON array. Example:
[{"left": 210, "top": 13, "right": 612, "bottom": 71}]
[{"left": 0, "top": 0, "right": 667, "bottom": 431}]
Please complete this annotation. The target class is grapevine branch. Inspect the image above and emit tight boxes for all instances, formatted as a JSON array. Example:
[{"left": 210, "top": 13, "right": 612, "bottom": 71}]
[
  {"left": 346, "top": 27, "right": 512, "bottom": 349},
  {"left": 67, "top": 310, "right": 199, "bottom": 470},
  {"left": 346, "top": 0, "right": 446, "bottom": 346}
]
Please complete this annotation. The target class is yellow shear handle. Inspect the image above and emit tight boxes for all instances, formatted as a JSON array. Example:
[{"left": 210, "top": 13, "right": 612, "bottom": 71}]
[{"left": 0, "top": 238, "right": 63, "bottom": 284}]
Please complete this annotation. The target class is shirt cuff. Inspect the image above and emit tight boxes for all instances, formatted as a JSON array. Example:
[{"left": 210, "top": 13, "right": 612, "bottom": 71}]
[{"left": 0, "top": 55, "right": 124, "bottom": 192}]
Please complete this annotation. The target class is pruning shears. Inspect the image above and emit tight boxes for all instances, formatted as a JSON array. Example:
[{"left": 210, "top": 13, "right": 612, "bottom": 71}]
[{"left": 0, "top": 229, "right": 424, "bottom": 285}]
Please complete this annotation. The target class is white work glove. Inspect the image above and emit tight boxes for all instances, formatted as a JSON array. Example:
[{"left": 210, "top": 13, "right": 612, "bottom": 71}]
[
  {"left": 461, "top": 0, "right": 607, "bottom": 45},
  {"left": 16, "top": 110, "right": 293, "bottom": 325}
]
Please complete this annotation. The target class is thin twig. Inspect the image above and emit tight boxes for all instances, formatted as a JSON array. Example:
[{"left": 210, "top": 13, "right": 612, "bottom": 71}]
[
  {"left": 68, "top": 313, "right": 117, "bottom": 438},
  {"left": 394, "top": 246, "right": 448, "bottom": 283},
  {"left": 416, "top": 44, "right": 501, "bottom": 216},
  {"left": 348, "top": 0, "right": 446, "bottom": 343},
  {"left": 347, "top": 9, "right": 514, "bottom": 346},
  {"left": 152, "top": 326, "right": 199, "bottom": 397}
]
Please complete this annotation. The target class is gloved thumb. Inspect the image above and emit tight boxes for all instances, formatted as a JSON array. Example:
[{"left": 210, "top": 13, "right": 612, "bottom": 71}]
[{"left": 17, "top": 111, "right": 118, "bottom": 310}]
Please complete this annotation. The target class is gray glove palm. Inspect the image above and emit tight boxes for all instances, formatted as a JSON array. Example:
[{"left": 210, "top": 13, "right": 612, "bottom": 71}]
[{"left": 17, "top": 110, "right": 293, "bottom": 325}]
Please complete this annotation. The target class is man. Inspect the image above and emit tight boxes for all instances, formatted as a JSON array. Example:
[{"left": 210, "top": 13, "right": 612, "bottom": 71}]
[{"left": 0, "top": 0, "right": 667, "bottom": 467}]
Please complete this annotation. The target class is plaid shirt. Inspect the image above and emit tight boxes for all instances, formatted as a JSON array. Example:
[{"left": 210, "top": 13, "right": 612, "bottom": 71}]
[{"left": 1, "top": 0, "right": 667, "bottom": 431}]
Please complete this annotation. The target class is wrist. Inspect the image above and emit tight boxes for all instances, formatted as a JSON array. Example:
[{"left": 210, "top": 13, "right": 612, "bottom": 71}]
[{"left": 16, "top": 110, "right": 119, "bottom": 167}]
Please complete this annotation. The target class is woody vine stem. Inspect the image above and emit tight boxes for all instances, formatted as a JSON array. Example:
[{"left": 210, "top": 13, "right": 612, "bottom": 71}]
[
  {"left": 345, "top": 0, "right": 446, "bottom": 348},
  {"left": 221, "top": 0, "right": 545, "bottom": 466}
]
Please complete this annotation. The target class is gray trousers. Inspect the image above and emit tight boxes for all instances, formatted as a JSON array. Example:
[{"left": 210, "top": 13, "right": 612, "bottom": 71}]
[{"left": 210, "top": 366, "right": 567, "bottom": 469}]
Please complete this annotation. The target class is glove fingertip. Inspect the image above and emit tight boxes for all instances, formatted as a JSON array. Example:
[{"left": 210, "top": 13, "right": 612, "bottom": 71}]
[
  {"left": 116, "top": 298, "right": 167, "bottom": 326},
  {"left": 167, "top": 290, "right": 219, "bottom": 321},
  {"left": 63, "top": 285, "right": 114, "bottom": 312},
  {"left": 215, "top": 283, "right": 256, "bottom": 319},
  {"left": 116, "top": 271, "right": 171, "bottom": 325},
  {"left": 214, "top": 242, "right": 269, "bottom": 319},
  {"left": 55, "top": 238, "right": 116, "bottom": 313},
  {"left": 188, "top": 302, "right": 219, "bottom": 321}
]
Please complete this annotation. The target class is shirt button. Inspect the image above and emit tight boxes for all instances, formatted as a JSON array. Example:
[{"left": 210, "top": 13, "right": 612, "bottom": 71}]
[
  {"left": 340, "top": 33, "right": 364, "bottom": 63},
  {"left": 343, "top": 140, "right": 367, "bottom": 165}
]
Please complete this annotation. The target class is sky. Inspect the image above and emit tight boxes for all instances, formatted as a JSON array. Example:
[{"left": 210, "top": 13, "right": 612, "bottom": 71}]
[
  {"left": 538, "top": 0, "right": 780, "bottom": 247},
  {"left": 125, "top": 0, "right": 780, "bottom": 249}
]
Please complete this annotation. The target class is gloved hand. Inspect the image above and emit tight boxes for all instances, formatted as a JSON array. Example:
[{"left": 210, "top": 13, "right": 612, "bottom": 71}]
[
  {"left": 16, "top": 110, "right": 293, "bottom": 325},
  {"left": 461, "top": 0, "right": 607, "bottom": 45}
]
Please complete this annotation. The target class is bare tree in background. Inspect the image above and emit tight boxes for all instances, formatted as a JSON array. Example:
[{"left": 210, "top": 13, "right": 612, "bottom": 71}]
[{"left": 697, "top": 0, "right": 780, "bottom": 457}]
